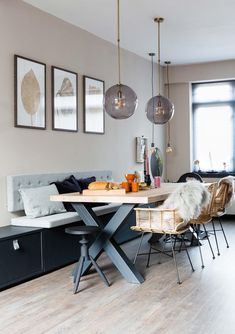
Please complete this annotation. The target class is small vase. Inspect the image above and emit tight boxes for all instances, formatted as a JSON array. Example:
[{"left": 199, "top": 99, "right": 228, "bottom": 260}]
[{"left": 144, "top": 174, "right": 151, "bottom": 186}]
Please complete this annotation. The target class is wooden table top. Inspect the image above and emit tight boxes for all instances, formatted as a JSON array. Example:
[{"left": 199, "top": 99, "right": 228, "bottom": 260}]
[{"left": 50, "top": 182, "right": 180, "bottom": 204}]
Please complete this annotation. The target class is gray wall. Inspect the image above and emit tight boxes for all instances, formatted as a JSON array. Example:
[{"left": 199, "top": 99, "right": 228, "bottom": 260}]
[{"left": 0, "top": 0, "right": 165, "bottom": 226}]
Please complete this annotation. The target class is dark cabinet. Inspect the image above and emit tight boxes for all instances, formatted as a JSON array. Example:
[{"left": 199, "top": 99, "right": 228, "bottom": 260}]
[
  {"left": 0, "top": 226, "right": 43, "bottom": 289},
  {"left": 0, "top": 211, "right": 138, "bottom": 290},
  {"left": 42, "top": 223, "right": 80, "bottom": 272}
]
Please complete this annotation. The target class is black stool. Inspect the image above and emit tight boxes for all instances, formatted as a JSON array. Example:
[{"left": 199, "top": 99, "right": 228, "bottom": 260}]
[{"left": 65, "top": 226, "right": 110, "bottom": 294}]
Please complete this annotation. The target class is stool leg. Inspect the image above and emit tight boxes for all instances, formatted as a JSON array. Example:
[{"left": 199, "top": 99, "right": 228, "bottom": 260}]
[
  {"left": 73, "top": 257, "right": 82, "bottom": 283},
  {"left": 74, "top": 257, "right": 85, "bottom": 294},
  {"left": 90, "top": 256, "right": 110, "bottom": 287}
]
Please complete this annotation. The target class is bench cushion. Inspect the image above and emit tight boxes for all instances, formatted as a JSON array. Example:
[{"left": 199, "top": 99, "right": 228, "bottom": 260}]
[{"left": 11, "top": 203, "right": 121, "bottom": 228}]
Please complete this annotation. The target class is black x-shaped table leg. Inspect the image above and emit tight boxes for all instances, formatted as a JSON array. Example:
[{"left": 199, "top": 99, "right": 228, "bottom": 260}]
[{"left": 72, "top": 202, "right": 144, "bottom": 284}]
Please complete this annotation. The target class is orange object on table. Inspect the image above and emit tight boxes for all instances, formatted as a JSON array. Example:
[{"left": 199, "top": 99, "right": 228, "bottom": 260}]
[
  {"left": 125, "top": 174, "right": 136, "bottom": 183},
  {"left": 131, "top": 182, "right": 139, "bottom": 192},
  {"left": 122, "top": 181, "right": 130, "bottom": 192}
]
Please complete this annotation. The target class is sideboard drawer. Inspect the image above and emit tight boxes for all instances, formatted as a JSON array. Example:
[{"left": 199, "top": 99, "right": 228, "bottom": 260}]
[{"left": 0, "top": 232, "right": 42, "bottom": 288}]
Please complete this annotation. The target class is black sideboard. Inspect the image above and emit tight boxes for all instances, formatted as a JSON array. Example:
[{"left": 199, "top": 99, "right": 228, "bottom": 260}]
[{"left": 0, "top": 211, "right": 138, "bottom": 290}]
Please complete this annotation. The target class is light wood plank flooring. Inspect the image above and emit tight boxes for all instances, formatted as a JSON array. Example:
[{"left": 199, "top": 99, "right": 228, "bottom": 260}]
[{"left": 1, "top": 218, "right": 235, "bottom": 334}]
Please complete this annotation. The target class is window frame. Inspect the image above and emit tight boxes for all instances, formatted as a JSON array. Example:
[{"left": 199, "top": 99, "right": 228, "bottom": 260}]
[{"left": 192, "top": 80, "right": 235, "bottom": 174}]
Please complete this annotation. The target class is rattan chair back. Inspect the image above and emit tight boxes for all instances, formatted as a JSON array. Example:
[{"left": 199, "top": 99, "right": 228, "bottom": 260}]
[{"left": 190, "top": 182, "right": 218, "bottom": 225}]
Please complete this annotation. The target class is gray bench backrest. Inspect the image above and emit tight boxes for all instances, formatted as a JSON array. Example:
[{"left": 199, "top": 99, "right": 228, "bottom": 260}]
[{"left": 7, "top": 170, "right": 112, "bottom": 212}]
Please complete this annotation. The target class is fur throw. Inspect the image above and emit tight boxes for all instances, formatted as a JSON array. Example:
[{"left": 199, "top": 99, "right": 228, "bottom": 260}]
[
  {"left": 218, "top": 176, "right": 235, "bottom": 208},
  {"left": 160, "top": 181, "right": 210, "bottom": 222}
]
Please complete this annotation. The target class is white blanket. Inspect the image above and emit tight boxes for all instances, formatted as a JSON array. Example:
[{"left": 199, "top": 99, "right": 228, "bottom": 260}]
[{"left": 160, "top": 181, "right": 210, "bottom": 222}]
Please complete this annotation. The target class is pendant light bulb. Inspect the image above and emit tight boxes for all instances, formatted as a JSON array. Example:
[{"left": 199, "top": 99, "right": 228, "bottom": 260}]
[
  {"left": 166, "top": 143, "right": 173, "bottom": 153},
  {"left": 104, "top": 0, "right": 138, "bottom": 119},
  {"left": 146, "top": 17, "right": 174, "bottom": 124}
]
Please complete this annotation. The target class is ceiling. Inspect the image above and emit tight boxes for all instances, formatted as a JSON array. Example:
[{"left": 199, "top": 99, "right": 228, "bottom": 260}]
[{"left": 23, "top": 0, "right": 235, "bottom": 65}]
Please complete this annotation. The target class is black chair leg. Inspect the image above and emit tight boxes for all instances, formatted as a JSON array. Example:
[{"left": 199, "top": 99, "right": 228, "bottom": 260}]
[
  {"left": 218, "top": 217, "right": 229, "bottom": 248},
  {"left": 169, "top": 235, "right": 181, "bottom": 284},
  {"left": 133, "top": 232, "right": 145, "bottom": 264},
  {"left": 74, "top": 257, "right": 85, "bottom": 294},
  {"left": 158, "top": 234, "right": 166, "bottom": 264},
  {"left": 212, "top": 218, "right": 220, "bottom": 256},
  {"left": 90, "top": 256, "right": 110, "bottom": 287},
  {"left": 181, "top": 235, "right": 195, "bottom": 272},
  {"left": 202, "top": 224, "right": 215, "bottom": 259},
  {"left": 146, "top": 244, "right": 152, "bottom": 268},
  {"left": 192, "top": 225, "right": 204, "bottom": 268}
]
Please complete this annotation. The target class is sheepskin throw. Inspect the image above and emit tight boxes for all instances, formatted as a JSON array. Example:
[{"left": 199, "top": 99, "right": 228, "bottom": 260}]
[
  {"left": 161, "top": 181, "right": 210, "bottom": 222},
  {"left": 218, "top": 175, "right": 235, "bottom": 208}
]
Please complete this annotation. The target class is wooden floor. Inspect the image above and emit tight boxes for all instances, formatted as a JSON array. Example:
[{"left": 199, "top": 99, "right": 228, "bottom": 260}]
[{"left": 1, "top": 218, "right": 235, "bottom": 334}]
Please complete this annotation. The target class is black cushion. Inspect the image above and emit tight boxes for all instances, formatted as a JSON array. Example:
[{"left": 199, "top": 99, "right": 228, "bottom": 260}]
[
  {"left": 52, "top": 175, "right": 82, "bottom": 212},
  {"left": 76, "top": 176, "right": 96, "bottom": 190}
]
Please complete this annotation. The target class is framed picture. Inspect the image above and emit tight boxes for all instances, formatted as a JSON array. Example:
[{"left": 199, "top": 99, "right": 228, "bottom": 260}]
[
  {"left": 136, "top": 136, "right": 147, "bottom": 163},
  {"left": 14, "top": 55, "right": 46, "bottom": 129},
  {"left": 52, "top": 66, "right": 78, "bottom": 132},
  {"left": 83, "top": 76, "right": 105, "bottom": 134}
]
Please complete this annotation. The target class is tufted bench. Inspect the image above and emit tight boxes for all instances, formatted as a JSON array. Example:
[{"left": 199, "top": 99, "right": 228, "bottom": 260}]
[
  {"left": 7, "top": 170, "right": 121, "bottom": 228},
  {"left": 5, "top": 170, "right": 138, "bottom": 275}
]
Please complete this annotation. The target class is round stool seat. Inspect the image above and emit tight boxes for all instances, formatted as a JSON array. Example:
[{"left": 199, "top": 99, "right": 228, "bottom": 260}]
[{"left": 65, "top": 225, "right": 100, "bottom": 236}]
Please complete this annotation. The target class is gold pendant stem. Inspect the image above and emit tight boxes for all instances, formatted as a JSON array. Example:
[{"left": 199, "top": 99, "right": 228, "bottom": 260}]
[{"left": 117, "top": 0, "right": 121, "bottom": 85}]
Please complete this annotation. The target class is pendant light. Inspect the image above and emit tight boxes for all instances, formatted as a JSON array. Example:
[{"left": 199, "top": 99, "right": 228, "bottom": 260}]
[
  {"left": 146, "top": 17, "right": 174, "bottom": 124},
  {"left": 149, "top": 52, "right": 156, "bottom": 150},
  {"left": 165, "top": 61, "right": 173, "bottom": 153},
  {"left": 149, "top": 52, "right": 163, "bottom": 178},
  {"left": 104, "top": 0, "right": 138, "bottom": 119}
]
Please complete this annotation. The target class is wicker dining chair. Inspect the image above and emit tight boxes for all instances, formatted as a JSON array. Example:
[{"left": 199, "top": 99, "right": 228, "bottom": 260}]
[
  {"left": 131, "top": 207, "right": 194, "bottom": 284},
  {"left": 131, "top": 181, "right": 212, "bottom": 284},
  {"left": 189, "top": 182, "right": 218, "bottom": 264},
  {"left": 209, "top": 177, "right": 234, "bottom": 255},
  {"left": 177, "top": 172, "right": 203, "bottom": 183}
]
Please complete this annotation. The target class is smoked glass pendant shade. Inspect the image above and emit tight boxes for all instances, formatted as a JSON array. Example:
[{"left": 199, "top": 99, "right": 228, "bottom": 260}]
[
  {"left": 146, "top": 17, "right": 174, "bottom": 125},
  {"left": 104, "top": 0, "right": 138, "bottom": 120},
  {"left": 104, "top": 84, "right": 138, "bottom": 119},
  {"left": 146, "top": 94, "right": 174, "bottom": 124}
]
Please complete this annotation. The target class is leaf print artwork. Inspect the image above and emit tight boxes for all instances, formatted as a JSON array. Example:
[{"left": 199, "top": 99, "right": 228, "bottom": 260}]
[{"left": 21, "top": 69, "right": 40, "bottom": 115}]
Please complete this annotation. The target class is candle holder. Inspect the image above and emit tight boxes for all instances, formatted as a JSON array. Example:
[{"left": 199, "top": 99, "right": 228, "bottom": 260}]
[{"left": 144, "top": 172, "right": 151, "bottom": 186}]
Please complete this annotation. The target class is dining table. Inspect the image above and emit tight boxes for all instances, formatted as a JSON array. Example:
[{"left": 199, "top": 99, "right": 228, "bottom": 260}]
[{"left": 50, "top": 182, "right": 180, "bottom": 284}]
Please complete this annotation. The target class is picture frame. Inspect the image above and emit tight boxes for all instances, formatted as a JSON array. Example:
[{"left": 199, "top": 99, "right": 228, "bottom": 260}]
[
  {"left": 136, "top": 136, "right": 147, "bottom": 163},
  {"left": 83, "top": 76, "right": 105, "bottom": 134},
  {"left": 52, "top": 66, "right": 78, "bottom": 132},
  {"left": 14, "top": 55, "right": 46, "bottom": 129}
]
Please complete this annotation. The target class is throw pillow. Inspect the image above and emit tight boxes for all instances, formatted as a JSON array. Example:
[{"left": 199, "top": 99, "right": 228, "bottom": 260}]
[
  {"left": 76, "top": 176, "right": 96, "bottom": 190},
  {"left": 19, "top": 184, "right": 66, "bottom": 218},
  {"left": 52, "top": 175, "right": 82, "bottom": 212}
]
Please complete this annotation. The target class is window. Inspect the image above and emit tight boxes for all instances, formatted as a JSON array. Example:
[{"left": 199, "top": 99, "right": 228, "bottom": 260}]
[{"left": 192, "top": 81, "right": 235, "bottom": 172}]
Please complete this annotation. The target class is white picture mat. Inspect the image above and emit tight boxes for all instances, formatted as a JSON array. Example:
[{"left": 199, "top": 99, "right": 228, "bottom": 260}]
[
  {"left": 85, "top": 77, "right": 104, "bottom": 133},
  {"left": 53, "top": 68, "right": 77, "bottom": 131},
  {"left": 16, "top": 57, "right": 45, "bottom": 128}
]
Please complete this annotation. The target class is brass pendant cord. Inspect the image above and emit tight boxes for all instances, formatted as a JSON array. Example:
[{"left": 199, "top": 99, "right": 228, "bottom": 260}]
[
  {"left": 151, "top": 53, "right": 155, "bottom": 146},
  {"left": 117, "top": 0, "right": 121, "bottom": 85},
  {"left": 157, "top": 19, "right": 161, "bottom": 94},
  {"left": 165, "top": 61, "right": 171, "bottom": 148}
]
